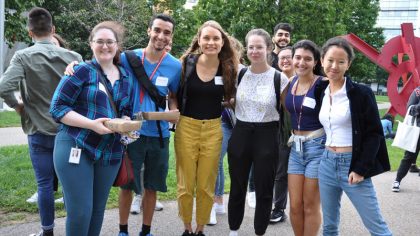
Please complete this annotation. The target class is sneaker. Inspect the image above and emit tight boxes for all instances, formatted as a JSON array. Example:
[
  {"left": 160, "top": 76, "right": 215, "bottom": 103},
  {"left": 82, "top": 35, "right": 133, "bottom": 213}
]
[
  {"left": 118, "top": 232, "right": 129, "bottom": 236},
  {"left": 29, "top": 230, "right": 53, "bottom": 236},
  {"left": 130, "top": 194, "right": 141, "bottom": 214},
  {"left": 26, "top": 192, "right": 38, "bottom": 204},
  {"left": 247, "top": 191, "right": 256, "bottom": 208},
  {"left": 269, "top": 208, "right": 287, "bottom": 223},
  {"left": 214, "top": 202, "right": 226, "bottom": 214},
  {"left": 29, "top": 231, "right": 43, "bottom": 236},
  {"left": 229, "top": 231, "right": 238, "bottom": 236},
  {"left": 155, "top": 200, "right": 163, "bottom": 211},
  {"left": 196, "top": 231, "right": 205, "bottom": 236},
  {"left": 207, "top": 205, "right": 217, "bottom": 225},
  {"left": 139, "top": 232, "right": 153, "bottom": 236},
  {"left": 54, "top": 197, "right": 64, "bottom": 204},
  {"left": 181, "top": 230, "right": 194, "bottom": 236},
  {"left": 392, "top": 181, "right": 400, "bottom": 192},
  {"left": 409, "top": 164, "right": 419, "bottom": 173}
]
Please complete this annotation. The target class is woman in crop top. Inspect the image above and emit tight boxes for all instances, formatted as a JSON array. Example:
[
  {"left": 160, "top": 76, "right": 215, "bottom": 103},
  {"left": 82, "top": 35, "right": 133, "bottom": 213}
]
[
  {"left": 318, "top": 37, "right": 391, "bottom": 236},
  {"left": 174, "top": 20, "right": 238, "bottom": 236},
  {"left": 284, "top": 39, "right": 327, "bottom": 236}
]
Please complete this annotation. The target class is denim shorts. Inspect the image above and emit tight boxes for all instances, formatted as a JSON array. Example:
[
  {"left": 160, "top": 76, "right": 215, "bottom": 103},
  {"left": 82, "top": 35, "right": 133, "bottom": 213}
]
[{"left": 287, "top": 135, "right": 326, "bottom": 179}]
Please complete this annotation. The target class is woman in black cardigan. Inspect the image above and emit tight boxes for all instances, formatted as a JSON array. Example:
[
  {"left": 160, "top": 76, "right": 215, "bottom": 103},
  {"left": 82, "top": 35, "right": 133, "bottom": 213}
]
[{"left": 317, "top": 37, "right": 392, "bottom": 236}]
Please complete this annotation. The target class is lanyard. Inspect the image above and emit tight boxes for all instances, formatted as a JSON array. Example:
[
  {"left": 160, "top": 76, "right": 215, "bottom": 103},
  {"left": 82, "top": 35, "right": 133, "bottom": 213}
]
[
  {"left": 139, "top": 50, "right": 166, "bottom": 103},
  {"left": 292, "top": 76, "right": 316, "bottom": 130}
]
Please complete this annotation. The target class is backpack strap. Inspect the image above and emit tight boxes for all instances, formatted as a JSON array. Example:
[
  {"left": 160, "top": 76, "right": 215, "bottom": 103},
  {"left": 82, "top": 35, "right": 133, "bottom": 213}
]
[
  {"left": 274, "top": 70, "right": 281, "bottom": 113},
  {"left": 125, "top": 50, "right": 166, "bottom": 148},
  {"left": 237, "top": 67, "right": 248, "bottom": 85},
  {"left": 125, "top": 50, "right": 166, "bottom": 110},
  {"left": 178, "top": 54, "right": 199, "bottom": 114}
]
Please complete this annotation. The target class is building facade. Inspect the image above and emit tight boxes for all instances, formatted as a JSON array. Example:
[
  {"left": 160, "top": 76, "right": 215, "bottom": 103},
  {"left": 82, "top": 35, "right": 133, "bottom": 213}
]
[{"left": 376, "top": 0, "right": 420, "bottom": 41}]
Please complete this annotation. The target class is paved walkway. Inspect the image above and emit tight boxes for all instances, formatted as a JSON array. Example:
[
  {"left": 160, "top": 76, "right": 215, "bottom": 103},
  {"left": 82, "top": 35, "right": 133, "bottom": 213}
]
[
  {"left": 0, "top": 171, "right": 418, "bottom": 235},
  {"left": 0, "top": 127, "right": 27, "bottom": 146}
]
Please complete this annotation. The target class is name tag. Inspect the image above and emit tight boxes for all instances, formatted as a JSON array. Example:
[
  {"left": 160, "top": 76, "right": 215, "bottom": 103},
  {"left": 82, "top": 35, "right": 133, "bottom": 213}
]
[
  {"left": 215, "top": 76, "right": 223, "bottom": 85},
  {"left": 155, "top": 76, "right": 169, "bottom": 86},
  {"left": 69, "top": 147, "right": 81, "bottom": 164},
  {"left": 302, "top": 97, "right": 316, "bottom": 109},
  {"left": 256, "top": 85, "right": 270, "bottom": 96},
  {"left": 98, "top": 83, "right": 107, "bottom": 95}
]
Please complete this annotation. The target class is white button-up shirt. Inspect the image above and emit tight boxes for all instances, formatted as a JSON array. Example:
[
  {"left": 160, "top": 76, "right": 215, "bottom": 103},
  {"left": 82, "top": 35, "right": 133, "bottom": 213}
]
[{"left": 319, "top": 78, "right": 353, "bottom": 147}]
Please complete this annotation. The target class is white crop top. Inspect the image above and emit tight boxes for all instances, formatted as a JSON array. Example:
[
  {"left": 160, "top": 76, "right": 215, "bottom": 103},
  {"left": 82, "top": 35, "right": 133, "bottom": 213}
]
[{"left": 319, "top": 79, "right": 353, "bottom": 147}]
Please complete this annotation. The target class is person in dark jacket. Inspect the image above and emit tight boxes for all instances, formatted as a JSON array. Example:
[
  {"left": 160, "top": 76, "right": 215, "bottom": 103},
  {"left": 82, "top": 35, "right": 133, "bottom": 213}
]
[
  {"left": 318, "top": 37, "right": 392, "bottom": 236},
  {"left": 392, "top": 87, "right": 420, "bottom": 192}
]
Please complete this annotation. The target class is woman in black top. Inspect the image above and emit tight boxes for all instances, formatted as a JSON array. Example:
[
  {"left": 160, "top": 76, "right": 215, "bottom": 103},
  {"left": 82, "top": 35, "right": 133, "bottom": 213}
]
[{"left": 175, "top": 20, "right": 238, "bottom": 236}]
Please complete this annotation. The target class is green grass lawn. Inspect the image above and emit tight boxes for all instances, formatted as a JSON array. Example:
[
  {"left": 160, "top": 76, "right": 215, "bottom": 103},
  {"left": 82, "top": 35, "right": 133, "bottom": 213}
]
[
  {"left": 0, "top": 111, "right": 21, "bottom": 128},
  {"left": 0, "top": 136, "right": 230, "bottom": 225},
  {"left": 375, "top": 95, "right": 390, "bottom": 103}
]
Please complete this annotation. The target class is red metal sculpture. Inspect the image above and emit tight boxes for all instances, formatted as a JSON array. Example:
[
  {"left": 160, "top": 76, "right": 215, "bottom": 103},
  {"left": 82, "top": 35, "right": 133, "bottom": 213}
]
[{"left": 343, "top": 23, "right": 420, "bottom": 117}]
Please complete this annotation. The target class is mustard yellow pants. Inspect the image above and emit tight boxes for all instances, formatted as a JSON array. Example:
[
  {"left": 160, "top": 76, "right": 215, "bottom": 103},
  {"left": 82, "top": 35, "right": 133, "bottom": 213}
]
[{"left": 175, "top": 115, "right": 222, "bottom": 225}]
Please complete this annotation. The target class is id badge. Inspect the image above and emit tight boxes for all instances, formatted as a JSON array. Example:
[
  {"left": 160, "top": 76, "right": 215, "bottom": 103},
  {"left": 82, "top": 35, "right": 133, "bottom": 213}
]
[
  {"left": 294, "top": 136, "right": 303, "bottom": 152},
  {"left": 69, "top": 147, "right": 81, "bottom": 164}
]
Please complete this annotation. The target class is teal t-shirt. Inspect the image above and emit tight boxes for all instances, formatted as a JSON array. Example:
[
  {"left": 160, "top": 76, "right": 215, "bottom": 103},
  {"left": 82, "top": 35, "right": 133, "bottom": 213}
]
[{"left": 120, "top": 49, "right": 181, "bottom": 137}]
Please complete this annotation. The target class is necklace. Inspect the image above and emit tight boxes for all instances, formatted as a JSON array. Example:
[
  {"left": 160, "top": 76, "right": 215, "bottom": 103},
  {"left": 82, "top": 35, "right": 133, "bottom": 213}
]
[{"left": 292, "top": 76, "right": 318, "bottom": 130}]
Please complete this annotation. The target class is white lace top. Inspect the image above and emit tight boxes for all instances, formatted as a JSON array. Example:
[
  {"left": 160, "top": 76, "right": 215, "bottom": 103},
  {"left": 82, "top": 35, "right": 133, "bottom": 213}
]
[{"left": 235, "top": 67, "right": 288, "bottom": 123}]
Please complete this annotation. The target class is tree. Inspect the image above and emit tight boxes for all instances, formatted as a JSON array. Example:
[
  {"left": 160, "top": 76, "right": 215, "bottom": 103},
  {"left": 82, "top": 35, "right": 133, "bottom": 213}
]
[
  {"left": 186, "top": 0, "right": 385, "bottom": 83},
  {"left": 344, "top": 0, "right": 385, "bottom": 83},
  {"left": 4, "top": 0, "right": 44, "bottom": 46},
  {"left": 39, "top": 0, "right": 152, "bottom": 60}
]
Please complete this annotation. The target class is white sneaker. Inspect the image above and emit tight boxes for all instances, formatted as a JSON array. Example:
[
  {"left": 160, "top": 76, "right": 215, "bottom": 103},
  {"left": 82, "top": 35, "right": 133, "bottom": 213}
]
[
  {"left": 229, "top": 230, "right": 238, "bottom": 236},
  {"left": 26, "top": 192, "right": 38, "bottom": 204},
  {"left": 214, "top": 202, "right": 226, "bottom": 214},
  {"left": 247, "top": 191, "right": 256, "bottom": 208},
  {"left": 155, "top": 200, "right": 164, "bottom": 211},
  {"left": 55, "top": 197, "right": 64, "bottom": 204},
  {"left": 130, "top": 194, "right": 141, "bottom": 214},
  {"left": 207, "top": 204, "right": 217, "bottom": 225},
  {"left": 392, "top": 181, "right": 400, "bottom": 192},
  {"left": 29, "top": 231, "right": 43, "bottom": 236}
]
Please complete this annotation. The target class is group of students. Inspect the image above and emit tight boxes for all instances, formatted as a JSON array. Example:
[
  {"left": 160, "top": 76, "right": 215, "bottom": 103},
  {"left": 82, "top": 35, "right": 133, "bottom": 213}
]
[{"left": 0, "top": 6, "right": 395, "bottom": 236}]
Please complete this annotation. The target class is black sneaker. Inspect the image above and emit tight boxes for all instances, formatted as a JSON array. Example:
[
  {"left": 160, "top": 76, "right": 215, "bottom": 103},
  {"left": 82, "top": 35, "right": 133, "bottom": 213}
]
[
  {"left": 195, "top": 232, "right": 205, "bottom": 236},
  {"left": 269, "top": 208, "right": 287, "bottom": 223},
  {"left": 409, "top": 164, "right": 419, "bottom": 173},
  {"left": 182, "top": 230, "right": 195, "bottom": 236}
]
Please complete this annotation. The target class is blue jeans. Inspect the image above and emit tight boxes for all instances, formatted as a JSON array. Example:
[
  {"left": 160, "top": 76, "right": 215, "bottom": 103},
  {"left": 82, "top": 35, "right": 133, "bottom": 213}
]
[
  {"left": 215, "top": 121, "right": 232, "bottom": 197},
  {"left": 319, "top": 149, "right": 392, "bottom": 236},
  {"left": 28, "top": 133, "right": 56, "bottom": 231},
  {"left": 54, "top": 131, "right": 120, "bottom": 236},
  {"left": 288, "top": 135, "right": 325, "bottom": 178}
]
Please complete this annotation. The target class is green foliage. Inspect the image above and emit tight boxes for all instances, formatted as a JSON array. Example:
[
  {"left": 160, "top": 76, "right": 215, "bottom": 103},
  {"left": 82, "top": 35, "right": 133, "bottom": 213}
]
[
  {"left": 184, "top": 0, "right": 385, "bottom": 83},
  {"left": 0, "top": 111, "right": 21, "bottom": 128},
  {"left": 4, "top": 0, "right": 44, "bottom": 46},
  {"left": 36, "top": 0, "right": 153, "bottom": 60}
]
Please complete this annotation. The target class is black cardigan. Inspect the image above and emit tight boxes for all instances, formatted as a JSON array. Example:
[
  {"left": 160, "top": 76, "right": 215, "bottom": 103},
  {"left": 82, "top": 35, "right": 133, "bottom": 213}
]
[{"left": 320, "top": 77, "right": 390, "bottom": 178}]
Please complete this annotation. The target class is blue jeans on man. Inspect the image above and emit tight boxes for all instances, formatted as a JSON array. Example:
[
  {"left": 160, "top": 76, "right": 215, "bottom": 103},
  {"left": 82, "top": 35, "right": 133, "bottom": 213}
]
[{"left": 28, "top": 133, "right": 56, "bottom": 232}]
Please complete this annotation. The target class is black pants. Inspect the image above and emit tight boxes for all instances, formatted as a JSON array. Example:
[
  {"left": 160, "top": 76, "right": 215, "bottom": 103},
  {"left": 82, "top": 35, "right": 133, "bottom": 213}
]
[
  {"left": 396, "top": 137, "right": 420, "bottom": 182},
  {"left": 273, "top": 145, "right": 290, "bottom": 210},
  {"left": 228, "top": 120, "right": 278, "bottom": 235}
]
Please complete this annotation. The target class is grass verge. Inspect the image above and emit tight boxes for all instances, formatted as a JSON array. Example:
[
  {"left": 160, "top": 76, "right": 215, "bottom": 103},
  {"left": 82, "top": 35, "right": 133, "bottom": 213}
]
[
  {"left": 0, "top": 111, "right": 21, "bottom": 128},
  {"left": 0, "top": 136, "right": 231, "bottom": 226}
]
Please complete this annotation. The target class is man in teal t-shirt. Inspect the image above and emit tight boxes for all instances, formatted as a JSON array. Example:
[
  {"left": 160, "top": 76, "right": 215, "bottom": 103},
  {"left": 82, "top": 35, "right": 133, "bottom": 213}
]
[{"left": 117, "top": 14, "right": 181, "bottom": 236}]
